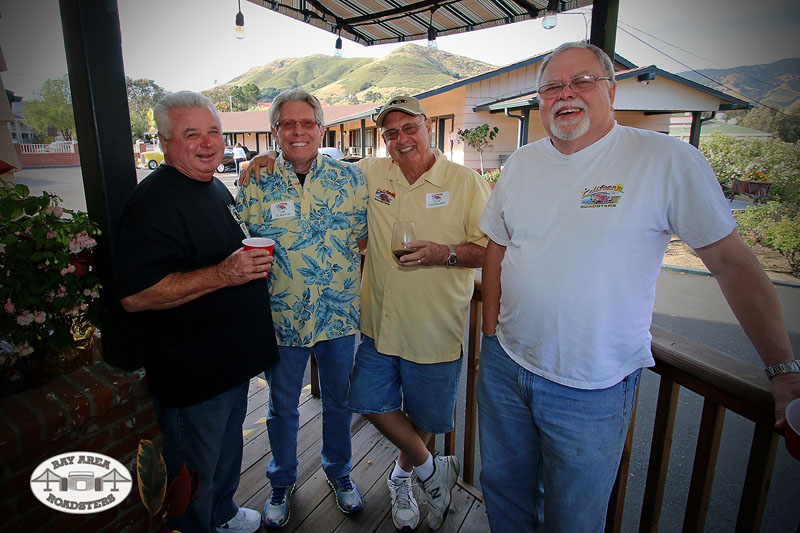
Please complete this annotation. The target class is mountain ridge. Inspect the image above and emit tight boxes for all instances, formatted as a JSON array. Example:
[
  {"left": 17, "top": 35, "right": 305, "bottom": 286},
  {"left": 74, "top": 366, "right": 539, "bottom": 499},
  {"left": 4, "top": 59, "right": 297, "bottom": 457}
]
[
  {"left": 213, "top": 44, "right": 496, "bottom": 105},
  {"left": 677, "top": 57, "right": 800, "bottom": 108}
]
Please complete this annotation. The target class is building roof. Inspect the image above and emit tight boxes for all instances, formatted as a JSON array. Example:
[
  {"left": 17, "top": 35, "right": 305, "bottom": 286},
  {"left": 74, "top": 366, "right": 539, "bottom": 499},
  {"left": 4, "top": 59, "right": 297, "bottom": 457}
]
[
  {"left": 220, "top": 110, "right": 270, "bottom": 133},
  {"left": 473, "top": 65, "right": 751, "bottom": 113}
]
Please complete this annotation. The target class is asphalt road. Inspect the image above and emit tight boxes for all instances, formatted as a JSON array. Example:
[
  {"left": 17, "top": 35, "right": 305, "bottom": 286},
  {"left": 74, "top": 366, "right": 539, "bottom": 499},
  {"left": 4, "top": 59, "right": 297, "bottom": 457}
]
[{"left": 13, "top": 166, "right": 800, "bottom": 531}]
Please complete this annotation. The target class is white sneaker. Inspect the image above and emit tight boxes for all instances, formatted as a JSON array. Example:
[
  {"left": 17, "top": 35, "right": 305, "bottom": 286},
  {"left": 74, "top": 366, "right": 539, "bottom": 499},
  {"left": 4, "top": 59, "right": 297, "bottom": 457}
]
[
  {"left": 387, "top": 475, "right": 420, "bottom": 531},
  {"left": 262, "top": 484, "right": 295, "bottom": 529},
  {"left": 216, "top": 507, "right": 261, "bottom": 533},
  {"left": 420, "top": 455, "right": 459, "bottom": 530}
]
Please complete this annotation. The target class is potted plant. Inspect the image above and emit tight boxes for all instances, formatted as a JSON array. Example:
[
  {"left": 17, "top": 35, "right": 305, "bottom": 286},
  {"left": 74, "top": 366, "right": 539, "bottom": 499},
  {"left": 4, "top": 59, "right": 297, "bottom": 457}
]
[
  {"left": 0, "top": 182, "right": 102, "bottom": 394},
  {"left": 482, "top": 168, "right": 501, "bottom": 189}
]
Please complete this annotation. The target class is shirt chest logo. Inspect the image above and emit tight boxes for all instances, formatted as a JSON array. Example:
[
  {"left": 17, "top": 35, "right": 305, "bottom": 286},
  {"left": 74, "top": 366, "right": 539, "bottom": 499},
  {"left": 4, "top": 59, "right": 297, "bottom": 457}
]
[
  {"left": 580, "top": 184, "right": 623, "bottom": 208},
  {"left": 270, "top": 201, "right": 296, "bottom": 219},
  {"left": 374, "top": 189, "right": 396, "bottom": 205},
  {"left": 426, "top": 191, "right": 449, "bottom": 208}
]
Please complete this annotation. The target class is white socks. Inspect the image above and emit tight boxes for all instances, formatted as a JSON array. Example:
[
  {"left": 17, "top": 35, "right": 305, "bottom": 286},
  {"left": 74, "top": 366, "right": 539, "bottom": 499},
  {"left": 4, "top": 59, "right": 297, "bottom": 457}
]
[
  {"left": 413, "top": 453, "right": 434, "bottom": 482},
  {"left": 391, "top": 461, "right": 413, "bottom": 481},
  {"left": 391, "top": 453, "right": 434, "bottom": 482}
]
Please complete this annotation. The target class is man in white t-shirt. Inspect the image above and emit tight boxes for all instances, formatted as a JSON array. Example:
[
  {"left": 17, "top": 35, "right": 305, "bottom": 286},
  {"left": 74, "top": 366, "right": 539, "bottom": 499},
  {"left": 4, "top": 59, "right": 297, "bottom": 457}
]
[{"left": 477, "top": 41, "right": 799, "bottom": 532}]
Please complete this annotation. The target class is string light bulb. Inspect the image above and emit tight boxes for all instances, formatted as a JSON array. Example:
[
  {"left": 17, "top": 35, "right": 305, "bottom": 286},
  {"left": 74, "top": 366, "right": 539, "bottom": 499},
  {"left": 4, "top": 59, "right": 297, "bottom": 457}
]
[
  {"left": 235, "top": 0, "right": 245, "bottom": 39},
  {"left": 542, "top": 0, "right": 558, "bottom": 30}
]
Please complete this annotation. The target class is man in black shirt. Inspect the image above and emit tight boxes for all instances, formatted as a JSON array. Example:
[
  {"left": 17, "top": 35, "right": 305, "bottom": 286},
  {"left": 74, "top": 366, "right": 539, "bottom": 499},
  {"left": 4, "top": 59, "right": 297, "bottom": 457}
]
[{"left": 117, "top": 91, "right": 278, "bottom": 533}]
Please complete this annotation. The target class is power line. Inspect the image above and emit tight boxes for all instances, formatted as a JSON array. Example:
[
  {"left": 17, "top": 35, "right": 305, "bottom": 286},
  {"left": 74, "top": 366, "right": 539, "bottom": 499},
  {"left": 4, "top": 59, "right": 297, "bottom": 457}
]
[
  {"left": 618, "top": 20, "right": 800, "bottom": 99},
  {"left": 616, "top": 24, "right": 791, "bottom": 116}
]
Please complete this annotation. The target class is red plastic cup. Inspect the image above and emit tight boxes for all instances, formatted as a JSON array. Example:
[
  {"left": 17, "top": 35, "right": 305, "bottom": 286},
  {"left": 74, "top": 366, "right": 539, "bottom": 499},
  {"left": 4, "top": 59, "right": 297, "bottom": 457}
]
[
  {"left": 242, "top": 237, "right": 274, "bottom": 255},
  {"left": 786, "top": 398, "right": 800, "bottom": 460}
]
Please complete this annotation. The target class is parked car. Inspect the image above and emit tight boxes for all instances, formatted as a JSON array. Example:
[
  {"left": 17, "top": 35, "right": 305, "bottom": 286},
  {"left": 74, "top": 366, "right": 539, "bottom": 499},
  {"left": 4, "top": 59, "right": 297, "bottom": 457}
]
[
  {"left": 46, "top": 140, "right": 76, "bottom": 152},
  {"left": 217, "top": 146, "right": 256, "bottom": 173},
  {"left": 139, "top": 150, "right": 164, "bottom": 170}
]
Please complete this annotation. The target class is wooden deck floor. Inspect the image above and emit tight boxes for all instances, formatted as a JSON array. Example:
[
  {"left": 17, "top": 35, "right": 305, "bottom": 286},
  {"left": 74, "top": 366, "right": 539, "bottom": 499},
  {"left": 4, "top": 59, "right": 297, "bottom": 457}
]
[{"left": 234, "top": 377, "right": 490, "bottom": 532}]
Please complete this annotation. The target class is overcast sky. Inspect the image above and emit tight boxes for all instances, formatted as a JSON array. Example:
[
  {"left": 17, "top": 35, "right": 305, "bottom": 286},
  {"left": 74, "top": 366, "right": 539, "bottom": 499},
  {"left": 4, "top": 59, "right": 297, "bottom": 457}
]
[{"left": 1, "top": 0, "right": 798, "bottom": 99}]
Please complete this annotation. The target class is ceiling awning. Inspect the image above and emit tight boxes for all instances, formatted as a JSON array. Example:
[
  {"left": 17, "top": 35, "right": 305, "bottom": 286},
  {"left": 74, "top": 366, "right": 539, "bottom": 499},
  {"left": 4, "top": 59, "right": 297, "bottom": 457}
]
[{"left": 246, "top": 0, "right": 592, "bottom": 46}]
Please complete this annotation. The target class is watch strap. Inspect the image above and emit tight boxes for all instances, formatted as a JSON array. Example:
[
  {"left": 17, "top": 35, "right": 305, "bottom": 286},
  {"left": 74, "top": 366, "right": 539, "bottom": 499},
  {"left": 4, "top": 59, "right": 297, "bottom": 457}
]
[
  {"left": 446, "top": 245, "right": 457, "bottom": 265},
  {"left": 764, "top": 360, "right": 800, "bottom": 380}
]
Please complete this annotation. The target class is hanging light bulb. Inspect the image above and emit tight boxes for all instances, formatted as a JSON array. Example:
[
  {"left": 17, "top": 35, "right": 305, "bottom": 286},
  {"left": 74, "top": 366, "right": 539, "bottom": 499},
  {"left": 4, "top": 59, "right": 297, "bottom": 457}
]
[
  {"left": 234, "top": 0, "right": 245, "bottom": 39},
  {"left": 542, "top": 0, "right": 558, "bottom": 30},
  {"left": 334, "top": 35, "right": 343, "bottom": 58},
  {"left": 427, "top": 8, "right": 438, "bottom": 51},
  {"left": 427, "top": 26, "right": 438, "bottom": 50}
]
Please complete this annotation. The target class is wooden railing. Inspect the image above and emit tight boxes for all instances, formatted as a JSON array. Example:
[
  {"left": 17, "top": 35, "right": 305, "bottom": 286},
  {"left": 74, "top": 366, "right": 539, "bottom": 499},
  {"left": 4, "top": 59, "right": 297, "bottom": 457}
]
[
  {"left": 459, "top": 281, "right": 779, "bottom": 533},
  {"left": 309, "top": 280, "right": 781, "bottom": 531}
]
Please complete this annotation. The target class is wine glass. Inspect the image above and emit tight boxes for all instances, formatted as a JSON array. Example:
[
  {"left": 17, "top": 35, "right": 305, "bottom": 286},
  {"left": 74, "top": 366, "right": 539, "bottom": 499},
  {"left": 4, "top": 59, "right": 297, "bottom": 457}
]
[{"left": 391, "top": 221, "right": 417, "bottom": 264}]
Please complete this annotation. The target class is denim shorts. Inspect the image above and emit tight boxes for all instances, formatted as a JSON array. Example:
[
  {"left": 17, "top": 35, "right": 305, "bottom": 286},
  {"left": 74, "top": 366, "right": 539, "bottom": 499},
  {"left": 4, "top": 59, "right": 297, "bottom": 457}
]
[{"left": 348, "top": 336, "right": 463, "bottom": 434}]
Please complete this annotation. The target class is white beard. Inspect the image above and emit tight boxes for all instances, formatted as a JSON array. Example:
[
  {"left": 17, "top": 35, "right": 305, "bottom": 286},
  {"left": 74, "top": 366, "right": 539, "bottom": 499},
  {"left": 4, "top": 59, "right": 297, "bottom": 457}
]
[{"left": 549, "top": 100, "right": 590, "bottom": 141}]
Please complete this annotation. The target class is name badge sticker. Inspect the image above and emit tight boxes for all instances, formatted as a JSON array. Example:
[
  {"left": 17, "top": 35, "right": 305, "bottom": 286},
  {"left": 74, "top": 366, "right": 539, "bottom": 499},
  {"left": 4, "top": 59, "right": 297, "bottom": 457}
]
[
  {"left": 270, "top": 201, "right": 297, "bottom": 219},
  {"left": 426, "top": 191, "right": 449, "bottom": 208}
]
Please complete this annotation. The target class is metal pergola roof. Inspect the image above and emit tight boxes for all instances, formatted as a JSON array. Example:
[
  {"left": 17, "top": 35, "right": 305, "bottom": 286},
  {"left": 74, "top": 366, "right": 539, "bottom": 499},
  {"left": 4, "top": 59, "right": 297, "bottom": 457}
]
[{"left": 246, "top": 0, "right": 593, "bottom": 46}]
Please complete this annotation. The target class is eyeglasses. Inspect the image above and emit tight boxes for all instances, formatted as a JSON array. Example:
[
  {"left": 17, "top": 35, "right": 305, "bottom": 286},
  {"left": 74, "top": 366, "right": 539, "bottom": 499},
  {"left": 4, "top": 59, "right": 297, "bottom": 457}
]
[
  {"left": 537, "top": 75, "right": 612, "bottom": 99},
  {"left": 275, "top": 119, "right": 320, "bottom": 130},
  {"left": 381, "top": 117, "right": 426, "bottom": 142}
]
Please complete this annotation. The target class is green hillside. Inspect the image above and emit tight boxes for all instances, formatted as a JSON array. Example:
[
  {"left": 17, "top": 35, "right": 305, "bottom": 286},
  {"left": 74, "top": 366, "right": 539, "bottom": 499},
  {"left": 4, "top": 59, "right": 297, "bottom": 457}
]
[
  {"left": 678, "top": 57, "right": 800, "bottom": 108},
  {"left": 216, "top": 44, "right": 495, "bottom": 105}
]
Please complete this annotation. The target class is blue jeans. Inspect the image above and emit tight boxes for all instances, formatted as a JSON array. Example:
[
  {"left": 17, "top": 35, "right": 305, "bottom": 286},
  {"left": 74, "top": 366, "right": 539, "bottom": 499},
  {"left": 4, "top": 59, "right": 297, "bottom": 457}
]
[
  {"left": 266, "top": 335, "right": 356, "bottom": 486},
  {"left": 153, "top": 382, "right": 249, "bottom": 533},
  {"left": 477, "top": 334, "right": 641, "bottom": 532}
]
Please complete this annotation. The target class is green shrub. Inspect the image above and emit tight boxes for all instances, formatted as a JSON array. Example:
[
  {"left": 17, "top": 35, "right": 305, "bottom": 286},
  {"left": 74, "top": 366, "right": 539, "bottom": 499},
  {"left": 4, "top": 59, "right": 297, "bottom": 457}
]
[
  {"left": 763, "top": 215, "right": 800, "bottom": 276},
  {"left": 482, "top": 168, "right": 501, "bottom": 183},
  {"left": 734, "top": 202, "right": 800, "bottom": 276},
  {"left": 699, "top": 133, "right": 800, "bottom": 211}
]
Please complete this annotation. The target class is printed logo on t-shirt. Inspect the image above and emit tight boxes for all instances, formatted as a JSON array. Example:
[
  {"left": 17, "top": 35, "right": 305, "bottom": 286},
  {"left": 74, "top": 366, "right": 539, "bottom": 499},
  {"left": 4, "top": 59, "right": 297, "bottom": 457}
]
[
  {"left": 580, "top": 184, "right": 623, "bottom": 208},
  {"left": 374, "top": 189, "right": 396, "bottom": 205}
]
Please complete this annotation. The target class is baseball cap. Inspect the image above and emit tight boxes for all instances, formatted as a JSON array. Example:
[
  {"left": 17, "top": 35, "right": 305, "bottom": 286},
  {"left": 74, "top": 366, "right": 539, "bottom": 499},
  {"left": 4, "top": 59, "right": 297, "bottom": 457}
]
[{"left": 374, "top": 96, "right": 426, "bottom": 128}]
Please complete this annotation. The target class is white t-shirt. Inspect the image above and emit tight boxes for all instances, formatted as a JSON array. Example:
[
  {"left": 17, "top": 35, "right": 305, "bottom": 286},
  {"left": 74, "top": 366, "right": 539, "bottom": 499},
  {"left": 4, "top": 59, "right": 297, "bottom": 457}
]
[
  {"left": 479, "top": 124, "right": 736, "bottom": 389},
  {"left": 233, "top": 146, "right": 247, "bottom": 160}
]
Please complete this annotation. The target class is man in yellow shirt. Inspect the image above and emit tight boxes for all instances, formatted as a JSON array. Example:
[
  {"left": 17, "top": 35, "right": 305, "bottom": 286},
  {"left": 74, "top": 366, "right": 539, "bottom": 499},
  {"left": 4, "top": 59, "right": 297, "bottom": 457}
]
[{"left": 241, "top": 95, "right": 490, "bottom": 531}]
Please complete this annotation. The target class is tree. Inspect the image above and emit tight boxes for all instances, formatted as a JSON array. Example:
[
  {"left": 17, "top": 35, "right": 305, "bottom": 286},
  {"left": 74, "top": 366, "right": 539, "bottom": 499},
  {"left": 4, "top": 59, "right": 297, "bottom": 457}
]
[
  {"left": 229, "top": 83, "right": 261, "bottom": 111},
  {"left": 201, "top": 86, "right": 232, "bottom": 112},
  {"left": 24, "top": 76, "right": 75, "bottom": 141},
  {"left": 126, "top": 77, "right": 167, "bottom": 140},
  {"left": 740, "top": 102, "right": 800, "bottom": 144},
  {"left": 457, "top": 123, "right": 499, "bottom": 174}
]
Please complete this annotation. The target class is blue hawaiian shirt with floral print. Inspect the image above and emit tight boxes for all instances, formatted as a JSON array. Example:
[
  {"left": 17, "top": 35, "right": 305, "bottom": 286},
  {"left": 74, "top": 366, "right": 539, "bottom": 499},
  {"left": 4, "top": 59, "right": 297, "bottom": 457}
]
[{"left": 236, "top": 154, "right": 368, "bottom": 347}]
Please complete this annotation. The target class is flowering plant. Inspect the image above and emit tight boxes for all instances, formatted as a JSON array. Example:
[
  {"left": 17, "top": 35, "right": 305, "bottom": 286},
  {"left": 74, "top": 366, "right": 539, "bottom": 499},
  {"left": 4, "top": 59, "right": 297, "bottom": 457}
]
[{"left": 0, "top": 182, "right": 101, "bottom": 370}]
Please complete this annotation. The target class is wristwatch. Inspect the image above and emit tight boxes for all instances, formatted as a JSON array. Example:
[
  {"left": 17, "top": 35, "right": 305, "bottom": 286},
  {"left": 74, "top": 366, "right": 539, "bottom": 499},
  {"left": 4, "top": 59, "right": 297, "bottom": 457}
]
[
  {"left": 764, "top": 360, "right": 800, "bottom": 380},
  {"left": 446, "top": 245, "right": 457, "bottom": 266}
]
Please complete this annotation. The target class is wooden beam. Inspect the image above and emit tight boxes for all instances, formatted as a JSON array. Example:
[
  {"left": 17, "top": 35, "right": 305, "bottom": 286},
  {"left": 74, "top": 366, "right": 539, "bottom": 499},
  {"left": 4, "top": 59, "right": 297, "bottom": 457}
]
[
  {"left": 59, "top": 0, "right": 138, "bottom": 368},
  {"left": 589, "top": 0, "right": 619, "bottom": 61}
]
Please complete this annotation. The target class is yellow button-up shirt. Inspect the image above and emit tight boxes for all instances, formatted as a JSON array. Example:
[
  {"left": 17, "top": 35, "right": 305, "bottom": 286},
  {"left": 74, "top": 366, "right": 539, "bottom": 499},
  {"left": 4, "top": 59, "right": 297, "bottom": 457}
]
[
  {"left": 237, "top": 154, "right": 368, "bottom": 347},
  {"left": 357, "top": 150, "right": 490, "bottom": 363}
]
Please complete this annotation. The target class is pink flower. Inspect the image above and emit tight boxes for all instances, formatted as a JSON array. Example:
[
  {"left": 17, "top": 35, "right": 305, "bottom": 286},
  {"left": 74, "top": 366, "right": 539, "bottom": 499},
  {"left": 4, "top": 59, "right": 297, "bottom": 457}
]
[
  {"left": 46, "top": 230, "right": 57, "bottom": 239},
  {"left": 16, "top": 311, "right": 34, "bottom": 326},
  {"left": 15, "top": 343, "right": 34, "bottom": 356},
  {"left": 4, "top": 300, "right": 14, "bottom": 314},
  {"left": 46, "top": 205, "right": 64, "bottom": 217},
  {"left": 33, "top": 311, "right": 47, "bottom": 324}
]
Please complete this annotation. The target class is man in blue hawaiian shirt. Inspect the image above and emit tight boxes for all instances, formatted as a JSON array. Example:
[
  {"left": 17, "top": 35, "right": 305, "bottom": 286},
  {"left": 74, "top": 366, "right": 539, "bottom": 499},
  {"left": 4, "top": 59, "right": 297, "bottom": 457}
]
[{"left": 236, "top": 88, "right": 368, "bottom": 529}]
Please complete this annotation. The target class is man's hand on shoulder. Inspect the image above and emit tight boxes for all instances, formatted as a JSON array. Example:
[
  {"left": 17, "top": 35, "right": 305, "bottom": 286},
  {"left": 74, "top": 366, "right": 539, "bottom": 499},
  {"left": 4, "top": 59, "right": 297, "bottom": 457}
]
[{"left": 239, "top": 150, "right": 279, "bottom": 187}]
